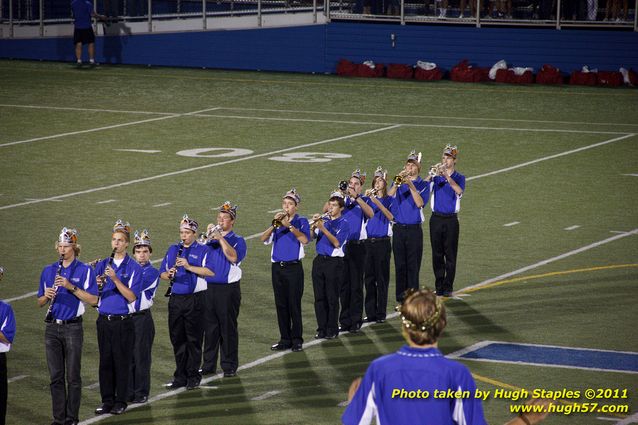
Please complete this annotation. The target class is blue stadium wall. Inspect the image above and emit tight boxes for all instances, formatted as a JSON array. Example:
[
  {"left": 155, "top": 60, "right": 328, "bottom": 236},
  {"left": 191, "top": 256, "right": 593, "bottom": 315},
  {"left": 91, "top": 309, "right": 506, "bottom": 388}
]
[{"left": 1, "top": 22, "right": 637, "bottom": 73}]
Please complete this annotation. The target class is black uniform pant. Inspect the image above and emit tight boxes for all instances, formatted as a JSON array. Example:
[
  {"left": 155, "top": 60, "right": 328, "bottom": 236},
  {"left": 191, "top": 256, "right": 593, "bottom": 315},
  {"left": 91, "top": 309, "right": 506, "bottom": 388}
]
[
  {"left": 392, "top": 223, "right": 423, "bottom": 301},
  {"left": 312, "top": 255, "right": 344, "bottom": 336},
  {"left": 339, "top": 241, "right": 367, "bottom": 330},
  {"left": 429, "top": 214, "right": 460, "bottom": 294},
  {"left": 168, "top": 292, "right": 204, "bottom": 385},
  {"left": 45, "top": 321, "right": 83, "bottom": 424},
  {"left": 202, "top": 282, "right": 241, "bottom": 374},
  {"left": 128, "top": 310, "right": 154, "bottom": 400},
  {"left": 364, "top": 237, "right": 391, "bottom": 321},
  {"left": 0, "top": 353, "right": 7, "bottom": 425},
  {"left": 271, "top": 262, "right": 304, "bottom": 346},
  {"left": 97, "top": 315, "right": 134, "bottom": 407}
]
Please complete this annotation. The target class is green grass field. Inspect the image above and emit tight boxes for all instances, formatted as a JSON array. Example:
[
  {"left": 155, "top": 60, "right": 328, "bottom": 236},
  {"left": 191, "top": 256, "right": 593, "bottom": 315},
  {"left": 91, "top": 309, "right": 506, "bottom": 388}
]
[{"left": 0, "top": 59, "right": 637, "bottom": 425}]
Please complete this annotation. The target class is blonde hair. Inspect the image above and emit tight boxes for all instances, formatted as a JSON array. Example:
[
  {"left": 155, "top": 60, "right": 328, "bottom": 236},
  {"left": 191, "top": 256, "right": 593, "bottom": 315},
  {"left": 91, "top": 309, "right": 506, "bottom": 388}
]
[
  {"left": 55, "top": 242, "right": 81, "bottom": 257},
  {"left": 398, "top": 289, "right": 446, "bottom": 345}
]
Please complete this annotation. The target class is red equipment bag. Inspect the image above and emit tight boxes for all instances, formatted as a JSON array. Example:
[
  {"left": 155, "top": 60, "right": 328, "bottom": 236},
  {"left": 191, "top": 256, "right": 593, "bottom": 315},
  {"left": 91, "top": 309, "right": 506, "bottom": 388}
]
[
  {"left": 450, "top": 60, "right": 487, "bottom": 82},
  {"left": 597, "top": 71, "right": 623, "bottom": 87},
  {"left": 336, "top": 59, "right": 357, "bottom": 77},
  {"left": 357, "top": 63, "right": 385, "bottom": 78},
  {"left": 570, "top": 71, "right": 597, "bottom": 86},
  {"left": 387, "top": 64, "right": 414, "bottom": 79},
  {"left": 414, "top": 67, "right": 443, "bottom": 81},
  {"left": 536, "top": 64, "right": 563, "bottom": 84}
]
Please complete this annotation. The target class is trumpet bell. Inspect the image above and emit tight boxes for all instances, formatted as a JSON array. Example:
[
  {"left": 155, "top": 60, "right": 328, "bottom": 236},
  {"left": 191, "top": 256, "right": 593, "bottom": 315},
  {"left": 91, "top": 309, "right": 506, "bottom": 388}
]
[{"left": 272, "top": 218, "right": 283, "bottom": 228}]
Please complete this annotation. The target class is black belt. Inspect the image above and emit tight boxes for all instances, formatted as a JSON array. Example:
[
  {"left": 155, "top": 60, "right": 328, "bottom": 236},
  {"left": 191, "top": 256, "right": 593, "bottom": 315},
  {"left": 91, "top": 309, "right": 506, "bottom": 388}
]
[
  {"left": 275, "top": 260, "right": 301, "bottom": 267},
  {"left": 317, "top": 255, "right": 343, "bottom": 260},
  {"left": 100, "top": 314, "right": 132, "bottom": 321},
  {"left": 432, "top": 212, "right": 458, "bottom": 218},
  {"left": 367, "top": 236, "right": 390, "bottom": 243},
  {"left": 393, "top": 223, "right": 421, "bottom": 228},
  {"left": 50, "top": 316, "right": 83, "bottom": 325},
  {"left": 132, "top": 310, "right": 148, "bottom": 317},
  {"left": 348, "top": 239, "right": 365, "bottom": 245}
]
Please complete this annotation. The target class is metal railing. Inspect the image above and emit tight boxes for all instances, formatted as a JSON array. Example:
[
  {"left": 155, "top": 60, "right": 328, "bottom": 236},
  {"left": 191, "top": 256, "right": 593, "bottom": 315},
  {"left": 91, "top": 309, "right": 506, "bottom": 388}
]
[{"left": 1, "top": 0, "right": 636, "bottom": 36}]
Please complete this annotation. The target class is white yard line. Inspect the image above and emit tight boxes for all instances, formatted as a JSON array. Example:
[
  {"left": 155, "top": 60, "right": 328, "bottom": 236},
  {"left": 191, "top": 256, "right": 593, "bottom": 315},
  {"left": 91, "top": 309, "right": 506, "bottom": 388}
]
[
  {"left": 466, "top": 134, "right": 636, "bottom": 181},
  {"left": 503, "top": 222, "right": 520, "bottom": 227},
  {"left": 7, "top": 375, "right": 28, "bottom": 383},
  {"left": 152, "top": 202, "right": 172, "bottom": 208},
  {"left": 0, "top": 103, "right": 175, "bottom": 116},
  {"left": 564, "top": 225, "right": 581, "bottom": 231},
  {"left": 0, "top": 107, "right": 220, "bottom": 149},
  {"left": 217, "top": 106, "right": 638, "bottom": 128},
  {"left": 251, "top": 390, "right": 282, "bottom": 401},
  {"left": 622, "top": 174, "right": 638, "bottom": 177},
  {"left": 456, "top": 229, "right": 638, "bottom": 295},
  {"left": 612, "top": 413, "right": 638, "bottom": 424},
  {"left": 114, "top": 149, "right": 162, "bottom": 153},
  {"left": 193, "top": 113, "right": 629, "bottom": 135},
  {"left": 0, "top": 125, "right": 401, "bottom": 211},
  {"left": 95, "top": 199, "right": 116, "bottom": 204},
  {"left": 3, "top": 291, "right": 37, "bottom": 303}
]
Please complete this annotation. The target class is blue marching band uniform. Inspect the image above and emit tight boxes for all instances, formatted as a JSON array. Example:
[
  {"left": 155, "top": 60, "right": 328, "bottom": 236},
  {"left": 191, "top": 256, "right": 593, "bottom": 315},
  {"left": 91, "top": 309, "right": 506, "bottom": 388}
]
[{"left": 2, "top": 145, "right": 469, "bottom": 423}]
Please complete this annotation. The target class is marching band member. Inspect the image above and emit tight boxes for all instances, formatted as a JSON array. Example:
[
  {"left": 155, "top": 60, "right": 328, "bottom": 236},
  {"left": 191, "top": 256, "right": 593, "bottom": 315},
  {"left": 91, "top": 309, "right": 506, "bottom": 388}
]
[
  {"left": 338, "top": 169, "right": 374, "bottom": 334},
  {"left": 37, "top": 228, "right": 97, "bottom": 425},
  {"left": 429, "top": 145, "right": 465, "bottom": 297},
  {"left": 312, "top": 192, "right": 350, "bottom": 340},
  {"left": 0, "top": 266, "right": 16, "bottom": 425},
  {"left": 363, "top": 167, "right": 394, "bottom": 324},
  {"left": 201, "top": 202, "right": 247, "bottom": 378},
  {"left": 94, "top": 220, "right": 142, "bottom": 416},
  {"left": 160, "top": 215, "right": 213, "bottom": 390},
  {"left": 387, "top": 150, "right": 430, "bottom": 302},
  {"left": 128, "top": 230, "right": 160, "bottom": 404},
  {"left": 260, "top": 188, "right": 310, "bottom": 353}
]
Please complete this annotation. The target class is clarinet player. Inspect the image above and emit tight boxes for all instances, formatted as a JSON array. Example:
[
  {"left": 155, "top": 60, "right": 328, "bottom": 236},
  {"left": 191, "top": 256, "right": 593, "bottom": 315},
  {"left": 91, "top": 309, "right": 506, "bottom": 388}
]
[{"left": 37, "top": 228, "right": 98, "bottom": 425}]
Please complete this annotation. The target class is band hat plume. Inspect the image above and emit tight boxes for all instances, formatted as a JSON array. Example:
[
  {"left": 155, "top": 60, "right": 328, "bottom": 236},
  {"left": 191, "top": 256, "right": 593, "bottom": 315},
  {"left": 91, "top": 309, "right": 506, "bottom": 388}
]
[
  {"left": 112, "top": 219, "right": 131, "bottom": 235},
  {"left": 443, "top": 144, "right": 459, "bottom": 159},
  {"left": 133, "top": 229, "right": 152, "bottom": 248},
  {"left": 351, "top": 168, "right": 367, "bottom": 184},
  {"left": 217, "top": 201, "right": 238, "bottom": 220},
  {"left": 283, "top": 187, "right": 301, "bottom": 205},
  {"left": 407, "top": 149, "right": 422, "bottom": 170},
  {"left": 58, "top": 227, "right": 79, "bottom": 244},
  {"left": 374, "top": 166, "right": 388, "bottom": 181},
  {"left": 180, "top": 214, "right": 199, "bottom": 232}
]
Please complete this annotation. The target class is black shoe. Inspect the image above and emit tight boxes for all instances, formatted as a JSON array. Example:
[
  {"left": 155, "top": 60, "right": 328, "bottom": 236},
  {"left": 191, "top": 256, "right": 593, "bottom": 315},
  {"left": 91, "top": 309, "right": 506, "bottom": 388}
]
[
  {"left": 376, "top": 318, "right": 386, "bottom": 324},
  {"left": 349, "top": 322, "right": 362, "bottom": 333},
  {"left": 441, "top": 291, "right": 453, "bottom": 298},
  {"left": 223, "top": 370, "right": 237, "bottom": 378},
  {"left": 325, "top": 333, "right": 338, "bottom": 339},
  {"left": 132, "top": 396, "right": 148, "bottom": 404},
  {"left": 94, "top": 404, "right": 113, "bottom": 415},
  {"left": 291, "top": 343, "right": 303, "bottom": 352},
  {"left": 187, "top": 380, "right": 200, "bottom": 390},
  {"left": 64, "top": 421, "right": 79, "bottom": 425},
  {"left": 199, "top": 367, "right": 216, "bottom": 376},
  {"left": 314, "top": 331, "right": 326, "bottom": 339},
  {"left": 164, "top": 381, "right": 186, "bottom": 390},
  {"left": 111, "top": 403, "right": 126, "bottom": 415},
  {"left": 363, "top": 316, "right": 377, "bottom": 323},
  {"left": 338, "top": 325, "right": 350, "bottom": 333},
  {"left": 271, "top": 342, "right": 292, "bottom": 351}
]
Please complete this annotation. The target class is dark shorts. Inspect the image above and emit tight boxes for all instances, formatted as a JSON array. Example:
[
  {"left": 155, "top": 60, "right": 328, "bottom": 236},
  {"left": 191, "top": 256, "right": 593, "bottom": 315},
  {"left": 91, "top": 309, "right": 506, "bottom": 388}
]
[{"left": 73, "top": 28, "right": 95, "bottom": 45}]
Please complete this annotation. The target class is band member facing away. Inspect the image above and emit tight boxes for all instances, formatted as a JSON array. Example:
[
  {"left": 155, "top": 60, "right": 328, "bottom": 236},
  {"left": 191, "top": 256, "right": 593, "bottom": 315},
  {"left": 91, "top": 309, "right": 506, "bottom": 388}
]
[
  {"left": 0, "top": 266, "right": 16, "bottom": 425},
  {"left": 429, "top": 145, "right": 465, "bottom": 297},
  {"left": 342, "top": 288, "right": 486, "bottom": 425},
  {"left": 201, "top": 202, "right": 247, "bottom": 378},
  {"left": 387, "top": 150, "right": 430, "bottom": 302},
  {"left": 160, "top": 215, "right": 214, "bottom": 390},
  {"left": 363, "top": 167, "right": 394, "bottom": 323},
  {"left": 94, "top": 220, "right": 142, "bottom": 416},
  {"left": 128, "top": 229, "right": 160, "bottom": 404},
  {"left": 312, "top": 192, "right": 350, "bottom": 340},
  {"left": 260, "top": 188, "right": 310, "bottom": 352},
  {"left": 338, "top": 169, "right": 374, "bottom": 334},
  {"left": 37, "top": 228, "right": 98, "bottom": 425}
]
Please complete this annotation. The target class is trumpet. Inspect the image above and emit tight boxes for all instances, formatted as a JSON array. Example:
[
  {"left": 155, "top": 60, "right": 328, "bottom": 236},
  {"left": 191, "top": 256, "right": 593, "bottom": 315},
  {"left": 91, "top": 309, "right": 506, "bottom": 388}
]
[
  {"left": 271, "top": 212, "right": 288, "bottom": 229},
  {"left": 393, "top": 170, "right": 410, "bottom": 186},
  {"left": 309, "top": 213, "right": 331, "bottom": 232},
  {"left": 364, "top": 188, "right": 379, "bottom": 197},
  {"left": 428, "top": 162, "right": 446, "bottom": 178},
  {"left": 199, "top": 224, "right": 223, "bottom": 243}
]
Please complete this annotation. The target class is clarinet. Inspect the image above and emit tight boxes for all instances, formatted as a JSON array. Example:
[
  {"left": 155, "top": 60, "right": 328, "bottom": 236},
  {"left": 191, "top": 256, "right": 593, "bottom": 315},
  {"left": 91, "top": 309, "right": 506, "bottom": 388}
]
[
  {"left": 97, "top": 248, "right": 117, "bottom": 297},
  {"left": 44, "top": 255, "right": 65, "bottom": 323},
  {"left": 165, "top": 241, "right": 184, "bottom": 297}
]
